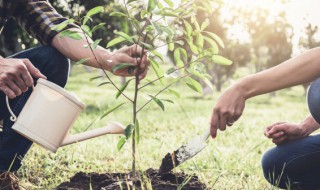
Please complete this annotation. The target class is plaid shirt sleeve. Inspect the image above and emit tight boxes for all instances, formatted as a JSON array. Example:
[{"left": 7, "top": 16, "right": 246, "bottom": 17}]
[{"left": 12, "top": 0, "right": 78, "bottom": 46}]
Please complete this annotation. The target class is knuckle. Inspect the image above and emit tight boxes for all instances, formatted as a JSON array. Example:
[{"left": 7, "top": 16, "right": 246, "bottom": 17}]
[
  {"left": 0, "top": 74, "right": 8, "bottom": 81},
  {"left": 16, "top": 64, "right": 26, "bottom": 71},
  {"left": 23, "top": 58, "right": 30, "bottom": 63},
  {"left": 213, "top": 107, "right": 221, "bottom": 114},
  {"left": 220, "top": 109, "right": 230, "bottom": 116}
]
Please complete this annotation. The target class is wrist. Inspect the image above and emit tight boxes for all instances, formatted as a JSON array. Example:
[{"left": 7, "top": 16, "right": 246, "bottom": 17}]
[
  {"left": 299, "top": 115, "right": 320, "bottom": 136},
  {"left": 93, "top": 48, "right": 113, "bottom": 71},
  {"left": 234, "top": 78, "right": 253, "bottom": 100}
]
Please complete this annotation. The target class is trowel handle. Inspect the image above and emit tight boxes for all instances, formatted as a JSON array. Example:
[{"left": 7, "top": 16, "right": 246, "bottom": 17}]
[{"left": 200, "top": 127, "right": 211, "bottom": 141}]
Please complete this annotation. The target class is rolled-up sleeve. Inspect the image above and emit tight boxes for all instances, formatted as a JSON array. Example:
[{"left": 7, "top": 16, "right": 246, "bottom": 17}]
[{"left": 12, "top": 0, "right": 78, "bottom": 45}]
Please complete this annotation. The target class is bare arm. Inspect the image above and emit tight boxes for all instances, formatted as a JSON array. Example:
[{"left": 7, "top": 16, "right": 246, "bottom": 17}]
[
  {"left": 240, "top": 47, "right": 320, "bottom": 99},
  {"left": 210, "top": 47, "right": 320, "bottom": 138},
  {"left": 51, "top": 28, "right": 149, "bottom": 78}
]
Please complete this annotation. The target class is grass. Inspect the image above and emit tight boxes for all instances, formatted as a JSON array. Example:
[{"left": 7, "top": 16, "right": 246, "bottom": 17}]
[{"left": 17, "top": 65, "right": 310, "bottom": 189}]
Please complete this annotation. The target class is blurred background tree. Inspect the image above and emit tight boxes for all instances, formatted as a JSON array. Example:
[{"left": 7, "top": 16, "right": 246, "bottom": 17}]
[{"left": 1, "top": 0, "right": 319, "bottom": 95}]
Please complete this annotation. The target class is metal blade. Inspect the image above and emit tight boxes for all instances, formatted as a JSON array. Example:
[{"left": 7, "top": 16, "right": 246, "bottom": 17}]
[{"left": 159, "top": 134, "right": 208, "bottom": 173}]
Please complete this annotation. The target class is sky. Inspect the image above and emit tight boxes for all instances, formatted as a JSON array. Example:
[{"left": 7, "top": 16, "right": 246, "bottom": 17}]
[
  {"left": 286, "top": 0, "right": 320, "bottom": 54},
  {"left": 223, "top": 0, "right": 320, "bottom": 55}
]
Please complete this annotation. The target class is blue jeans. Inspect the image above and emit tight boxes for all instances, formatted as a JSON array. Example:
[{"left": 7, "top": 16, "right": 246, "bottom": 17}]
[
  {"left": 0, "top": 46, "right": 70, "bottom": 172},
  {"left": 262, "top": 135, "right": 320, "bottom": 189}
]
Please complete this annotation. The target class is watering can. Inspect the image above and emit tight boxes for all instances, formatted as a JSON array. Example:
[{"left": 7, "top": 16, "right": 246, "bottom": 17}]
[{"left": 5, "top": 78, "right": 125, "bottom": 153}]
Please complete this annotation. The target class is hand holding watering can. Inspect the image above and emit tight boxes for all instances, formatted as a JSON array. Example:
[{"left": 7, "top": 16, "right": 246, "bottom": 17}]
[{"left": 5, "top": 78, "right": 124, "bottom": 153}]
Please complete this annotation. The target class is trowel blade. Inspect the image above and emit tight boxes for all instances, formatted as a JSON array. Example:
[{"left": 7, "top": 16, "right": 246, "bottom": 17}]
[{"left": 159, "top": 134, "right": 208, "bottom": 173}]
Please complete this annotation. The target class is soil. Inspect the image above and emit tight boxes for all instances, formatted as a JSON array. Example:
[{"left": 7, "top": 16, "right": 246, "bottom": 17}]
[{"left": 56, "top": 168, "right": 207, "bottom": 190}]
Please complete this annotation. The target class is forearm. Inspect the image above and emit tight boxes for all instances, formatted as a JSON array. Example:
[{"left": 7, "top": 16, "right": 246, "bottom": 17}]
[
  {"left": 300, "top": 115, "right": 320, "bottom": 136},
  {"left": 236, "top": 47, "right": 320, "bottom": 99},
  {"left": 51, "top": 28, "right": 112, "bottom": 70}
]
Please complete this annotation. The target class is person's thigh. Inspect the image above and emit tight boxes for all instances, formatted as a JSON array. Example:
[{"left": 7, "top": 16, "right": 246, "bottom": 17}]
[
  {"left": 0, "top": 46, "right": 70, "bottom": 171},
  {"left": 262, "top": 135, "right": 320, "bottom": 189}
]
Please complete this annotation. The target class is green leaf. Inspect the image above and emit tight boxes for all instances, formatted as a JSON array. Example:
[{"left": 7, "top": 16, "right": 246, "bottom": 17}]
[
  {"left": 196, "top": 33, "right": 204, "bottom": 48},
  {"left": 201, "top": 19, "right": 210, "bottom": 31},
  {"left": 52, "top": 19, "right": 74, "bottom": 31},
  {"left": 149, "top": 57, "right": 165, "bottom": 85},
  {"left": 92, "top": 39, "right": 102, "bottom": 49},
  {"left": 150, "top": 50, "right": 164, "bottom": 62},
  {"left": 97, "top": 82, "right": 110, "bottom": 87},
  {"left": 135, "top": 119, "right": 140, "bottom": 144},
  {"left": 203, "top": 36, "right": 219, "bottom": 54},
  {"left": 81, "top": 25, "right": 92, "bottom": 37},
  {"left": 168, "top": 89, "right": 181, "bottom": 98},
  {"left": 164, "top": 0, "right": 174, "bottom": 7},
  {"left": 59, "top": 30, "right": 82, "bottom": 40},
  {"left": 161, "top": 99, "right": 174, "bottom": 104},
  {"left": 89, "top": 76, "right": 103, "bottom": 81},
  {"left": 91, "top": 23, "right": 106, "bottom": 33},
  {"left": 193, "top": 18, "right": 201, "bottom": 31},
  {"left": 161, "top": 12, "right": 179, "bottom": 17},
  {"left": 75, "top": 58, "right": 89, "bottom": 65},
  {"left": 183, "top": 20, "right": 192, "bottom": 36},
  {"left": 157, "top": 1, "right": 163, "bottom": 9},
  {"left": 124, "top": 124, "right": 134, "bottom": 139},
  {"left": 176, "top": 60, "right": 184, "bottom": 70},
  {"left": 186, "top": 77, "right": 203, "bottom": 94},
  {"left": 107, "top": 37, "right": 126, "bottom": 48},
  {"left": 110, "top": 12, "right": 128, "bottom": 17},
  {"left": 140, "top": 10, "right": 149, "bottom": 19},
  {"left": 140, "top": 42, "right": 153, "bottom": 50},
  {"left": 83, "top": 6, "right": 104, "bottom": 25},
  {"left": 162, "top": 27, "right": 173, "bottom": 40},
  {"left": 186, "top": 40, "right": 199, "bottom": 54},
  {"left": 111, "top": 63, "right": 133, "bottom": 73},
  {"left": 168, "top": 42, "right": 174, "bottom": 51},
  {"left": 116, "top": 79, "right": 133, "bottom": 99},
  {"left": 149, "top": 95, "right": 165, "bottom": 111},
  {"left": 211, "top": 55, "right": 232, "bottom": 65},
  {"left": 127, "top": 0, "right": 138, "bottom": 4},
  {"left": 179, "top": 48, "right": 188, "bottom": 61},
  {"left": 203, "top": 31, "right": 225, "bottom": 48},
  {"left": 147, "top": 0, "right": 157, "bottom": 12},
  {"left": 100, "top": 102, "right": 126, "bottom": 119},
  {"left": 174, "top": 48, "right": 180, "bottom": 63},
  {"left": 114, "top": 31, "right": 134, "bottom": 43},
  {"left": 81, "top": 16, "right": 92, "bottom": 25},
  {"left": 151, "top": 21, "right": 163, "bottom": 35},
  {"left": 165, "top": 67, "right": 180, "bottom": 78},
  {"left": 117, "top": 137, "right": 126, "bottom": 151},
  {"left": 86, "top": 6, "right": 104, "bottom": 17},
  {"left": 203, "top": 77, "right": 213, "bottom": 90}
]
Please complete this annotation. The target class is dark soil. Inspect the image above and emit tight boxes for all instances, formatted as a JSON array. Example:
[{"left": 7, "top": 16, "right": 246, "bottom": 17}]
[{"left": 56, "top": 168, "right": 207, "bottom": 190}]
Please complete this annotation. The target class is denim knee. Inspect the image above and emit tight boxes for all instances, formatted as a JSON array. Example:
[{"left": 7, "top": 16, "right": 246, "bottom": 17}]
[
  {"left": 12, "top": 46, "right": 70, "bottom": 87},
  {"left": 261, "top": 147, "right": 288, "bottom": 189},
  {"left": 35, "top": 47, "right": 70, "bottom": 87}
]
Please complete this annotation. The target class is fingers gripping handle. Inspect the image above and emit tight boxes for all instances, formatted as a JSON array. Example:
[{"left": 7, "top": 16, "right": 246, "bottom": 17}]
[{"left": 5, "top": 86, "right": 35, "bottom": 122}]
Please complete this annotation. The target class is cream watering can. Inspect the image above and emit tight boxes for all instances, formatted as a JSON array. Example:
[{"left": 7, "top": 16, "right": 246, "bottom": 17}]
[{"left": 5, "top": 78, "right": 125, "bottom": 153}]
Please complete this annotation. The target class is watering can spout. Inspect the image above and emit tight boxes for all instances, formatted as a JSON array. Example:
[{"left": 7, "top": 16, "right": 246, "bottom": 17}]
[{"left": 61, "top": 121, "right": 125, "bottom": 147}]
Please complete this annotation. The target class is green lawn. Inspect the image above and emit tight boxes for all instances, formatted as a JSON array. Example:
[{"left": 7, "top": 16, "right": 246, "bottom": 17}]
[{"left": 18, "top": 66, "right": 310, "bottom": 189}]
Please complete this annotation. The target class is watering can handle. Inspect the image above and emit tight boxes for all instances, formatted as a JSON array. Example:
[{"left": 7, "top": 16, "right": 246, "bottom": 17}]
[{"left": 5, "top": 86, "right": 35, "bottom": 122}]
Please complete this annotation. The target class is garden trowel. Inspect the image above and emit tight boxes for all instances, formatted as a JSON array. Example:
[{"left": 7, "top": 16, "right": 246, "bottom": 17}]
[{"left": 159, "top": 127, "right": 211, "bottom": 173}]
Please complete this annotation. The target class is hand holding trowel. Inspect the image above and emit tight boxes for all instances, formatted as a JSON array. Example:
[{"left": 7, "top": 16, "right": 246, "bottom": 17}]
[{"left": 159, "top": 127, "right": 211, "bottom": 173}]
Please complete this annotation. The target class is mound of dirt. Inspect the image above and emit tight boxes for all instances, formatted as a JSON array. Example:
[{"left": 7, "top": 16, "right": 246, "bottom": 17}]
[{"left": 56, "top": 168, "right": 207, "bottom": 190}]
